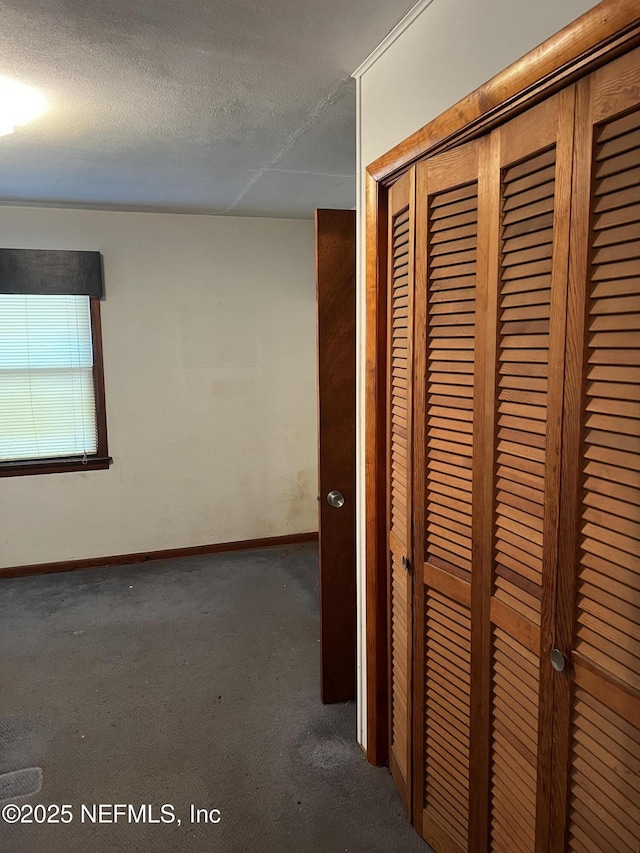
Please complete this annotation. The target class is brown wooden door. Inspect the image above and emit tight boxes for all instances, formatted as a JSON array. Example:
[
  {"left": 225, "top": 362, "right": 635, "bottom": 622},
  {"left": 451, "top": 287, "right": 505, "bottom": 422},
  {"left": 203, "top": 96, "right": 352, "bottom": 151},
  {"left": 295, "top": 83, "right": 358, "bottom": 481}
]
[
  {"left": 411, "top": 89, "right": 577, "bottom": 853},
  {"left": 315, "top": 208, "right": 356, "bottom": 704},
  {"left": 386, "top": 169, "right": 415, "bottom": 814},
  {"left": 382, "top": 42, "right": 640, "bottom": 853},
  {"left": 551, "top": 47, "right": 640, "bottom": 853},
  {"left": 478, "top": 90, "right": 577, "bottom": 853},
  {"left": 412, "top": 137, "right": 481, "bottom": 853}
]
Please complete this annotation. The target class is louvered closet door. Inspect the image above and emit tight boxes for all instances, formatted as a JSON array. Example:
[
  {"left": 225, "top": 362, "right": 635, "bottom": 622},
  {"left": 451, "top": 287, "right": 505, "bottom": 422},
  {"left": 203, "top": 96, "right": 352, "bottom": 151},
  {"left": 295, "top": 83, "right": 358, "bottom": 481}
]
[
  {"left": 552, "top": 47, "right": 640, "bottom": 853},
  {"left": 387, "top": 169, "right": 415, "bottom": 814},
  {"left": 412, "top": 139, "right": 480, "bottom": 853},
  {"left": 476, "top": 91, "right": 577, "bottom": 853}
]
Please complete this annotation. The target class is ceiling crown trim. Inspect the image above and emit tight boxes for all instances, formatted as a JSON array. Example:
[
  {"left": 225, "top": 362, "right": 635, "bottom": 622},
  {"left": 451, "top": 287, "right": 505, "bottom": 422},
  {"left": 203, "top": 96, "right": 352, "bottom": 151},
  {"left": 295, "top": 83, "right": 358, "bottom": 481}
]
[{"left": 351, "top": 0, "right": 436, "bottom": 79}]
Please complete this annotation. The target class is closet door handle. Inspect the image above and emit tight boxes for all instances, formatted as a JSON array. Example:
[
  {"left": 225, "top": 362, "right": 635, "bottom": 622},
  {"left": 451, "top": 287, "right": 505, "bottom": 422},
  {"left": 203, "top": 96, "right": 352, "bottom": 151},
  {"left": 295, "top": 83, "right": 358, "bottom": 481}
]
[
  {"left": 326, "top": 490, "right": 345, "bottom": 508},
  {"left": 550, "top": 648, "right": 566, "bottom": 672}
]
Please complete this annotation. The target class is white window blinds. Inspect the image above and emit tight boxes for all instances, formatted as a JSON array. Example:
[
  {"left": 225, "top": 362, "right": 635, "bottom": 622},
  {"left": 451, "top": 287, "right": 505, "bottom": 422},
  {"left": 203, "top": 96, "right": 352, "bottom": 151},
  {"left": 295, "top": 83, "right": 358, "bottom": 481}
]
[{"left": 0, "top": 294, "right": 97, "bottom": 461}]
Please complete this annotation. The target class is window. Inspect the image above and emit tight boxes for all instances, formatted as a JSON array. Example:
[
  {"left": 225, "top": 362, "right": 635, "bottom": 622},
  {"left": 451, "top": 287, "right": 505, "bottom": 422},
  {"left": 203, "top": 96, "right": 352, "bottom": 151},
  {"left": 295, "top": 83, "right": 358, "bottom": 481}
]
[{"left": 0, "top": 293, "right": 110, "bottom": 476}]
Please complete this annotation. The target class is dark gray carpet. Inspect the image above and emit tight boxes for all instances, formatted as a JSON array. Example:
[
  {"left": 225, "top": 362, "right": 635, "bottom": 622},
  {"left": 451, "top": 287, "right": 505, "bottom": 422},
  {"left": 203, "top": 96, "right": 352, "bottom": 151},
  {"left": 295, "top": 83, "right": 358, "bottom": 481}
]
[{"left": 0, "top": 543, "right": 429, "bottom": 852}]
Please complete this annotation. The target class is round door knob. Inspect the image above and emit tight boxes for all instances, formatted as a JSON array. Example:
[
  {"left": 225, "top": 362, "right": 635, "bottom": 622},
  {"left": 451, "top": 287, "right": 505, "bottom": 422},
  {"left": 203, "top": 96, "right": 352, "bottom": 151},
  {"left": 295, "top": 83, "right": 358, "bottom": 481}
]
[
  {"left": 326, "top": 490, "right": 345, "bottom": 508},
  {"left": 550, "top": 648, "right": 566, "bottom": 672}
]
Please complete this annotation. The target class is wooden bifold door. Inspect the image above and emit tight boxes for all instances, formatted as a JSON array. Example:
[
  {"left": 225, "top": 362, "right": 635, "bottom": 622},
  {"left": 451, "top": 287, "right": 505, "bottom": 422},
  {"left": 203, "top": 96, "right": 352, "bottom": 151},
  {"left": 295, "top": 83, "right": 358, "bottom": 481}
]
[{"left": 385, "top": 44, "right": 640, "bottom": 853}]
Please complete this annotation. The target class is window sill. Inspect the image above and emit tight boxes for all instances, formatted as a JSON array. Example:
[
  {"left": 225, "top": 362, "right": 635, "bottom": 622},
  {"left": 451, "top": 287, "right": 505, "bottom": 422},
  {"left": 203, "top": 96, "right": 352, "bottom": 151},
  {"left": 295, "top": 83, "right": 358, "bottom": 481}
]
[{"left": 0, "top": 456, "right": 113, "bottom": 478}]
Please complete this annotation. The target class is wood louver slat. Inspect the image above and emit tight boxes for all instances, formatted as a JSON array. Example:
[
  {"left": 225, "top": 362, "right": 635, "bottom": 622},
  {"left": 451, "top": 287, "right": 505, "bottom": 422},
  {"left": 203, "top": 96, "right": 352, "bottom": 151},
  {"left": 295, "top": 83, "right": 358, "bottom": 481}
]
[
  {"left": 415, "top": 141, "right": 479, "bottom": 852},
  {"left": 391, "top": 551, "right": 410, "bottom": 776},
  {"left": 484, "top": 92, "right": 572, "bottom": 852},
  {"left": 424, "top": 590, "right": 471, "bottom": 850},
  {"left": 555, "top": 55, "right": 640, "bottom": 853},
  {"left": 490, "top": 628, "right": 540, "bottom": 852},
  {"left": 494, "top": 147, "right": 557, "bottom": 626},
  {"left": 378, "top": 38, "right": 640, "bottom": 853},
  {"left": 387, "top": 173, "right": 414, "bottom": 813},
  {"left": 390, "top": 205, "right": 411, "bottom": 545},
  {"left": 575, "top": 107, "right": 640, "bottom": 693},
  {"left": 575, "top": 110, "right": 640, "bottom": 690},
  {"left": 425, "top": 181, "right": 477, "bottom": 582},
  {"left": 567, "top": 687, "right": 640, "bottom": 853}
]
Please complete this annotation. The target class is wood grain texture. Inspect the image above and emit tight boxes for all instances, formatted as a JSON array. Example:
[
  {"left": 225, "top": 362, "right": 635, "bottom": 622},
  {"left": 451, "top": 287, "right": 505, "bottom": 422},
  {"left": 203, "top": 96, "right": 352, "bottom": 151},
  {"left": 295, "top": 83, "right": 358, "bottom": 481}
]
[
  {"left": 490, "top": 598, "right": 541, "bottom": 657},
  {"left": 366, "top": 0, "right": 640, "bottom": 184},
  {"left": 575, "top": 103, "right": 640, "bottom": 691},
  {"left": 469, "top": 133, "right": 500, "bottom": 853},
  {"left": 573, "top": 654, "right": 640, "bottom": 723},
  {"left": 487, "top": 92, "right": 573, "bottom": 853},
  {"left": 552, "top": 55, "right": 640, "bottom": 850},
  {"left": 567, "top": 679, "right": 640, "bottom": 853},
  {"left": 389, "top": 551, "right": 411, "bottom": 790},
  {"left": 424, "top": 562, "right": 472, "bottom": 609},
  {"left": 490, "top": 627, "right": 542, "bottom": 853},
  {"left": 413, "top": 139, "right": 479, "bottom": 852},
  {"left": 315, "top": 209, "right": 357, "bottom": 704},
  {"left": 363, "top": 2, "right": 640, "bottom": 810},
  {"left": 411, "top": 159, "right": 429, "bottom": 839},
  {"left": 549, "top": 73, "right": 595, "bottom": 853},
  {"left": 422, "top": 811, "right": 466, "bottom": 853},
  {"left": 534, "top": 85, "right": 576, "bottom": 853},
  {"left": 423, "top": 161, "right": 478, "bottom": 584},
  {"left": 424, "top": 591, "right": 472, "bottom": 851},
  {"left": 386, "top": 170, "right": 415, "bottom": 815},
  {"left": 551, "top": 50, "right": 640, "bottom": 851}
]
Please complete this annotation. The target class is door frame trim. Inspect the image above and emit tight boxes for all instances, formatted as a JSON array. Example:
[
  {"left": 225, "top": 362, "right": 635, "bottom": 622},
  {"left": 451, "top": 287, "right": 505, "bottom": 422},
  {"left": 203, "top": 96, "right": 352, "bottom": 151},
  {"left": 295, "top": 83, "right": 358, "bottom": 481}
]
[{"left": 363, "top": 0, "right": 640, "bottom": 766}]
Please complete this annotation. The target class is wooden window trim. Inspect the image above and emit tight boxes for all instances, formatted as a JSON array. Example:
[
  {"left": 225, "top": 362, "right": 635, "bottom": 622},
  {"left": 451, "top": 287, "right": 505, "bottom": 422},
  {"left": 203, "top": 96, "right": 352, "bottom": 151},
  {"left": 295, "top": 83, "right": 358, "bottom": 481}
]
[
  {"left": 0, "top": 297, "right": 111, "bottom": 478},
  {"left": 363, "top": 0, "right": 640, "bottom": 766}
]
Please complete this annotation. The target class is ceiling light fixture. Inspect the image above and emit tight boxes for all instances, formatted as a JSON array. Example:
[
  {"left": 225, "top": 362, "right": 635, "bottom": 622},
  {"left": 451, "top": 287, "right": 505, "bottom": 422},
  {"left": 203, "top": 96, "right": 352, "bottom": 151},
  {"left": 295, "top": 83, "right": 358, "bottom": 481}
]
[{"left": 0, "top": 77, "right": 47, "bottom": 137}]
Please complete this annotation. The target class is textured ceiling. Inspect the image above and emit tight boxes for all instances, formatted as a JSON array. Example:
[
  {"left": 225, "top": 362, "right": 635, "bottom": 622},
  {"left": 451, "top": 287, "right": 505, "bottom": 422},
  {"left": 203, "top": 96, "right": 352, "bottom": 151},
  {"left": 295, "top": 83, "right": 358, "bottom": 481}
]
[{"left": 0, "top": 0, "right": 415, "bottom": 218}]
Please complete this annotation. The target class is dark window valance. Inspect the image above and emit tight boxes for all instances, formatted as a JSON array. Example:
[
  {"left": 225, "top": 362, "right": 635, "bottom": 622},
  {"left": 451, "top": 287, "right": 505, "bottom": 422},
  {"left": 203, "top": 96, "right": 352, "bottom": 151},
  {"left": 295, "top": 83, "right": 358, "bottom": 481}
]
[{"left": 0, "top": 249, "right": 104, "bottom": 298}]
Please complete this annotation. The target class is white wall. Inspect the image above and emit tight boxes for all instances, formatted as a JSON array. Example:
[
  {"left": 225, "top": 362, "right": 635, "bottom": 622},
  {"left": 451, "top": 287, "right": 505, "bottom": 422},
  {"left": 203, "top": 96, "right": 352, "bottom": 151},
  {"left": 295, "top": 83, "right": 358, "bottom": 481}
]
[
  {"left": 0, "top": 206, "right": 318, "bottom": 568},
  {"left": 353, "top": 0, "right": 599, "bottom": 749}
]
